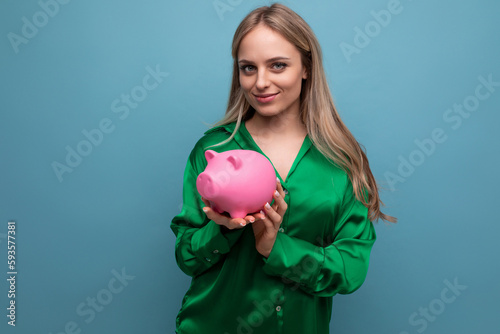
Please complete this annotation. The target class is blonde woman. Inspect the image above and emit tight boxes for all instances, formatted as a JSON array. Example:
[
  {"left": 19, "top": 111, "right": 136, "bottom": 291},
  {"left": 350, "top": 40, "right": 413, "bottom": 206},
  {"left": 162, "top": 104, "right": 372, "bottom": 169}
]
[{"left": 171, "top": 3, "right": 395, "bottom": 333}]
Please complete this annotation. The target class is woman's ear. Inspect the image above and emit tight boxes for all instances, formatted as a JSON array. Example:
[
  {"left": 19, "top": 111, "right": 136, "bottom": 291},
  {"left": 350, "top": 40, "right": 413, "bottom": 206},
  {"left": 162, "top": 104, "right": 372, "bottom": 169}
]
[{"left": 302, "top": 67, "right": 308, "bottom": 80}]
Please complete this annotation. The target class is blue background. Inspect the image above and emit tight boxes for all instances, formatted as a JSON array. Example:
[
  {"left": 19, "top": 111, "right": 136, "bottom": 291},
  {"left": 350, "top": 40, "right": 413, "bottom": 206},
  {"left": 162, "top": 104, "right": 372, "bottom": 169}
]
[{"left": 1, "top": 0, "right": 499, "bottom": 333}]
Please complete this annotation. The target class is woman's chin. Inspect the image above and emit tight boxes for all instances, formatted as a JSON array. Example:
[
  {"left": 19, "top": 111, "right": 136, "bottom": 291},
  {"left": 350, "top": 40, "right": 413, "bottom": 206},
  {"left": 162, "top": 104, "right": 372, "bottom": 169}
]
[{"left": 252, "top": 106, "right": 284, "bottom": 118}]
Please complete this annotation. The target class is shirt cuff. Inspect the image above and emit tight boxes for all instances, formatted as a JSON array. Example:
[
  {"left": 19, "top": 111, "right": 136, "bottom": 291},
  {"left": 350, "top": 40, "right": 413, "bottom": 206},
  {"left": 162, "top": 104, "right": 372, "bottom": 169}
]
[
  {"left": 262, "top": 233, "right": 325, "bottom": 286},
  {"left": 191, "top": 220, "right": 240, "bottom": 263}
]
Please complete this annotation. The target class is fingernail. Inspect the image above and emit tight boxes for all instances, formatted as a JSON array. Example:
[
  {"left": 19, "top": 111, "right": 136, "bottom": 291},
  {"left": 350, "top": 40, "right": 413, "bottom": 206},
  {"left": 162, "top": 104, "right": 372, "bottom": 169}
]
[
  {"left": 202, "top": 207, "right": 209, "bottom": 213},
  {"left": 276, "top": 177, "right": 281, "bottom": 184},
  {"left": 265, "top": 202, "right": 271, "bottom": 210},
  {"left": 249, "top": 217, "right": 255, "bottom": 223},
  {"left": 274, "top": 190, "right": 280, "bottom": 197},
  {"left": 240, "top": 222, "right": 246, "bottom": 227},
  {"left": 260, "top": 210, "right": 266, "bottom": 217}
]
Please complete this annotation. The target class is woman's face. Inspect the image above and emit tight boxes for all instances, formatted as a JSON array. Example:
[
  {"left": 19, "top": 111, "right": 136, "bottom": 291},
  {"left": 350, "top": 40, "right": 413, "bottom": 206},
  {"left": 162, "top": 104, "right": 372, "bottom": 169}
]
[{"left": 237, "top": 24, "right": 307, "bottom": 118}]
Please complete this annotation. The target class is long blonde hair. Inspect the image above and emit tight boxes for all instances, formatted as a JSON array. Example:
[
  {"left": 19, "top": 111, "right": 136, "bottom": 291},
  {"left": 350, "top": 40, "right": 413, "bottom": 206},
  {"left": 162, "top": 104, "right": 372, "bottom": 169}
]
[{"left": 214, "top": 3, "right": 396, "bottom": 223}]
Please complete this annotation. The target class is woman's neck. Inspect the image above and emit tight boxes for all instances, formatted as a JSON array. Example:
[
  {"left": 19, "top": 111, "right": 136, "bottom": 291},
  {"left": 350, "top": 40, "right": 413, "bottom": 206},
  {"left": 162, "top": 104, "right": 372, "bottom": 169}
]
[{"left": 246, "top": 110, "right": 307, "bottom": 140}]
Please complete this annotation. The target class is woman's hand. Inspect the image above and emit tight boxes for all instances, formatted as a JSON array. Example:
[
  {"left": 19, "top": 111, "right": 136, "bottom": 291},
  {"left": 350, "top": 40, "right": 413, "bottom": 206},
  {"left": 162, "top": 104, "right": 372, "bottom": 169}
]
[
  {"left": 201, "top": 197, "right": 256, "bottom": 230},
  {"left": 252, "top": 179, "right": 287, "bottom": 258}
]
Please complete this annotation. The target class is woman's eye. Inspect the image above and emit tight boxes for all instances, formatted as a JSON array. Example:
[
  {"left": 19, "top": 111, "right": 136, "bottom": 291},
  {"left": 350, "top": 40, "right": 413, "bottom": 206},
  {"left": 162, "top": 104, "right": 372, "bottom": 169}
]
[
  {"left": 240, "top": 65, "right": 255, "bottom": 73},
  {"left": 273, "top": 62, "right": 287, "bottom": 70}
]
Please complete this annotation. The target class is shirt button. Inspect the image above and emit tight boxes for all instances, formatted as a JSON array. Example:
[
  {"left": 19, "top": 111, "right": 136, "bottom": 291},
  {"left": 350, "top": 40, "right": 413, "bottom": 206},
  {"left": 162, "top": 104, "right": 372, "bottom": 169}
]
[
  {"left": 212, "top": 249, "right": 219, "bottom": 254},
  {"left": 279, "top": 228, "right": 284, "bottom": 233},
  {"left": 276, "top": 306, "right": 282, "bottom": 312},
  {"left": 205, "top": 257, "right": 211, "bottom": 262},
  {"left": 283, "top": 189, "right": 289, "bottom": 195}
]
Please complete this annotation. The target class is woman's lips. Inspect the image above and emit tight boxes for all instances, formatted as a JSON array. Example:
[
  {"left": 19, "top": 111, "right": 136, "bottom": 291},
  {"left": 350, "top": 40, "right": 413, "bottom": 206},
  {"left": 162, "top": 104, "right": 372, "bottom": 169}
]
[{"left": 254, "top": 93, "right": 279, "bottom": 103}]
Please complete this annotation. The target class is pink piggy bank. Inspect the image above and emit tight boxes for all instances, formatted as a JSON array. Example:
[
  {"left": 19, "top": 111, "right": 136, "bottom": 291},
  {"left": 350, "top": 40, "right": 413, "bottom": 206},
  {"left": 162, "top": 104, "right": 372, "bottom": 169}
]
[{"left": 196, "top": 149, "right": 276, "bottom": 219}]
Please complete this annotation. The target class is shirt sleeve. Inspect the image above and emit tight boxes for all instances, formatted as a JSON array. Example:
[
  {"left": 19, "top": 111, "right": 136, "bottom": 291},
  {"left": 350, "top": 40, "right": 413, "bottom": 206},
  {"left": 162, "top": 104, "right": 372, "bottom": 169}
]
[
  {"left": 261, "top": 176, "right": 376, "bottom": 297},
  {"left": 170, "top": 142, "right": 244, "bottom": 277}
]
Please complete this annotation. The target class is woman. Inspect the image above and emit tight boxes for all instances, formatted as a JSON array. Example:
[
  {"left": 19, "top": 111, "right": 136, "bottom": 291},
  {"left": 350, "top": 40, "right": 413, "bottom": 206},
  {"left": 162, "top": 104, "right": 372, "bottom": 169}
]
[{"left": 171, "top": 4, "right": 396, "bottom": 333}]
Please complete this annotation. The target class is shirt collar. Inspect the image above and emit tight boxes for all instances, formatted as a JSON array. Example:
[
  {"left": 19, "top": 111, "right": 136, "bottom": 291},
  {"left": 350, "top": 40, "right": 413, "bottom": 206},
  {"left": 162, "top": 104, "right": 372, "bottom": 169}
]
[
  {"left": 203, "top": 121, "right": 249, "bottom": 150},
  {"left": 204, "top": 122, "right": 236, "bottom": 135}
]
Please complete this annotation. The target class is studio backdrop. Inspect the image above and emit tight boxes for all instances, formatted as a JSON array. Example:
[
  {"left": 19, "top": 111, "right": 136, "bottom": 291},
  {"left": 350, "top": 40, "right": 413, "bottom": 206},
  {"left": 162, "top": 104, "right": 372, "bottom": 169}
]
[{"left": 1, "top": 0, "right": 499, "bottom": 333}]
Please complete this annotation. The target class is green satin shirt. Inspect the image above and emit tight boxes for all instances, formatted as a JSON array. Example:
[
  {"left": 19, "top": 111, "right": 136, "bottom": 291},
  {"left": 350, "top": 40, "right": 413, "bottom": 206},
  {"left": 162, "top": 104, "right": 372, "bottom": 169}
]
[{"left": 171, "top": 121, "right": 376, "bottom": 334}]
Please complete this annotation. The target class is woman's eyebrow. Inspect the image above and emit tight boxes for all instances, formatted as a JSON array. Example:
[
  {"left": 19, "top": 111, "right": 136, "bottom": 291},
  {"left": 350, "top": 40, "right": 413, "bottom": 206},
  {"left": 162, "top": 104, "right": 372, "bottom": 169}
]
[{"left": 238, "top": 56, "right": 291, "bottom": 64}]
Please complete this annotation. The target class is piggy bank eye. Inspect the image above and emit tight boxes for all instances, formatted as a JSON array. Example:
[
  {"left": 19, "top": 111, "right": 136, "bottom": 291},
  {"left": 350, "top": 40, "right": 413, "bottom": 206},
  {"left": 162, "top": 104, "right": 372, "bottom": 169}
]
[{"left": 227, "top": 155, "right": 242, "bottom": 171}]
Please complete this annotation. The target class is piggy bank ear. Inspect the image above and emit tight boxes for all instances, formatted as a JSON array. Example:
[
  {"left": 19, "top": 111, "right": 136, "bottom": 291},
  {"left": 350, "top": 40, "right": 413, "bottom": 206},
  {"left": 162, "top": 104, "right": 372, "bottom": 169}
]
[
  {"left": 205, "top": 150, "right": 217, "bottom": 162},
  {"left": 227, "top": 155, "right": 242, "bottom": 170}
]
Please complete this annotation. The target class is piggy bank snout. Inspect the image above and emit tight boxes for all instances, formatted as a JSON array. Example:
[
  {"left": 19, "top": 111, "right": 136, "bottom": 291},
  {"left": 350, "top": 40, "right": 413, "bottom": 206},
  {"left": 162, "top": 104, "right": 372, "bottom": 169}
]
[{"left": 196, "top": 173, "right": 219, "bottom": 199}]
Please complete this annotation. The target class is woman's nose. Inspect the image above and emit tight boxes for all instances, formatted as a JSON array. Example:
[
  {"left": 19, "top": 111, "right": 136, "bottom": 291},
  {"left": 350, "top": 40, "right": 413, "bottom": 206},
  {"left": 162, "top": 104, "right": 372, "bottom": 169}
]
[{"left": 255, "top": 70, "right": 270, "bottom": 89}]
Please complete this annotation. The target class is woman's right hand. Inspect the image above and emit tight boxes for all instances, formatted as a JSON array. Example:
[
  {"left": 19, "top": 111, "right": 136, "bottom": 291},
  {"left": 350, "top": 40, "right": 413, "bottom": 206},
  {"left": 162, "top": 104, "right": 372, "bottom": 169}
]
[{"left": 201, "top": 197, "right": 256, "bottom": 230}]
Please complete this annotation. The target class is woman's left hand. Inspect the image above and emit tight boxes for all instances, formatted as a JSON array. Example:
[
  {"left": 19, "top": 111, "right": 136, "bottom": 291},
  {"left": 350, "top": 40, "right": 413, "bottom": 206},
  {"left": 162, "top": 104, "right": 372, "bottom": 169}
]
[{"left": 252, "top": 179, "right": 288, "bottom": 258}]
